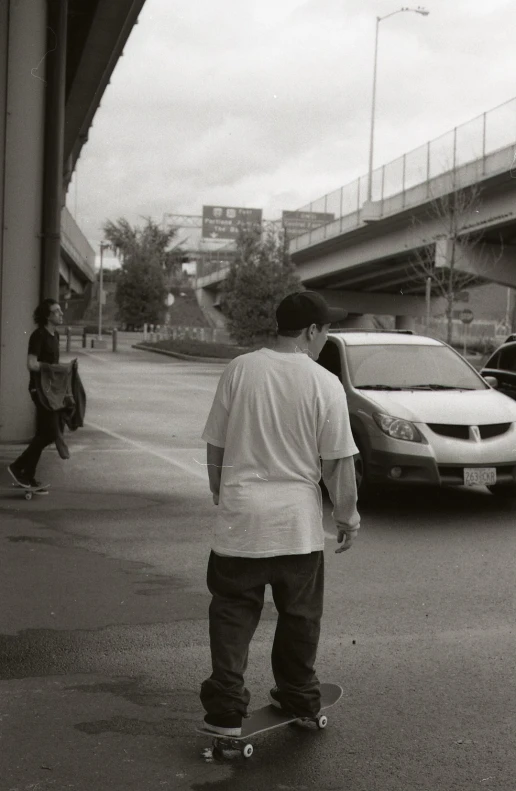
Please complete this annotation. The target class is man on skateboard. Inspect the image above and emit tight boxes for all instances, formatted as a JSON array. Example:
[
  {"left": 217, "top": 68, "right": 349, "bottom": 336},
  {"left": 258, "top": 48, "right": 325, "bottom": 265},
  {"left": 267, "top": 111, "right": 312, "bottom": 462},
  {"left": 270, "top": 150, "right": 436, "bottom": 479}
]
[
  {"left": 7, "top": 298, "right": 64, "bottom": 494},
  {"left": 200, "top": 291, "right": 360, "bottom": 737}
]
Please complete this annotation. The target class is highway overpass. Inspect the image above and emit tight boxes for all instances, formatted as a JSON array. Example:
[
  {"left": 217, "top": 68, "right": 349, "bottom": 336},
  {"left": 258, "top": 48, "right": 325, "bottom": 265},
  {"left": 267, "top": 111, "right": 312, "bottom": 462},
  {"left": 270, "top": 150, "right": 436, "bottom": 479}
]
[
  {"left": 60, "top": 207, "right": 95, "bottom": 295},
  {"left": 0, "top": 0, "right": 146, "bottom": 441},
  {"left": 196, "top": 96, "right": 516, "bottom": 328}
]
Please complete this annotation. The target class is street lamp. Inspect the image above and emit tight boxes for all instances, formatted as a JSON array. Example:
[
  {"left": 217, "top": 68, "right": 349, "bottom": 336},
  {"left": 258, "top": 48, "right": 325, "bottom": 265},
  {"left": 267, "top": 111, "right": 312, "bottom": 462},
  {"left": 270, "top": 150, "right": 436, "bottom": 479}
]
[
  {"left": 98, "top": 241, "right": 111, "bottom": 340},
  {"left": 366, "top": 6, "right": 430, "bottom": 204}
]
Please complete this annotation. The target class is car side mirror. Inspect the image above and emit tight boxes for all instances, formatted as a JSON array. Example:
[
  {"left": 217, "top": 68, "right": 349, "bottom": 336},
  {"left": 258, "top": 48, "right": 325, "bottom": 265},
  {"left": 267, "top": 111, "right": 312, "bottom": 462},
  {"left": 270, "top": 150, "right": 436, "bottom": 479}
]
[{"left": 483, "top": 376, "right": 499, "bottom": 388}]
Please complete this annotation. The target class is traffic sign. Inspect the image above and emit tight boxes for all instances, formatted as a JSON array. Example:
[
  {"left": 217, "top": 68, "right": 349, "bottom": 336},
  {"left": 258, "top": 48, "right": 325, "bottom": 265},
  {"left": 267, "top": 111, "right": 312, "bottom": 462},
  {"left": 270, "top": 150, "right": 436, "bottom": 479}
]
[
  {"left": 202, "top": 206, "right": 263, "bottom": 240},
  {"left": 460, "top": 309, "right": 474, "bottom": 324},
  {"left": 282, "top": 210, "right": 335, "bottom": 236}
]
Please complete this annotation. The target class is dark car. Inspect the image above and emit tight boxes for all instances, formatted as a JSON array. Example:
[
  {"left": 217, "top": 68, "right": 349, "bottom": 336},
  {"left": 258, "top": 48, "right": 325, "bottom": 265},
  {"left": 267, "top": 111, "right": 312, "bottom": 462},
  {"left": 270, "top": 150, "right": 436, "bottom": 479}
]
[{"left": 480, "top": 336, "right": 516, "bottom": 401}]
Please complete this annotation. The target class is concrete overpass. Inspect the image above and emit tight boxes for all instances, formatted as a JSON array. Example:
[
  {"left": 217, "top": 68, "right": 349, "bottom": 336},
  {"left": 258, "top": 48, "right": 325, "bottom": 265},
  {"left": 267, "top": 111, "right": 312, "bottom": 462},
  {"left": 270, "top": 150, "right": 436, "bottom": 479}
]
[
  {"left": 0, "top": 0, "right": 146, "bottom": 441},
  {"left": 60, "top": 207, "right": 95, "bottom": 295},
  {"left": 196, "top": 96, "right": 516, "bottom": 328}
]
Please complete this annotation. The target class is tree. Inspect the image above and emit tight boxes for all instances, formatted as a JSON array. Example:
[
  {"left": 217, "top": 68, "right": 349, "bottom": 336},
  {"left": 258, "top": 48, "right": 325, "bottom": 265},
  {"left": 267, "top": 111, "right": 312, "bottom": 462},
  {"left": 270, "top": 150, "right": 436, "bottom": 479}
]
[
  {"left": 115, "top": 261, "right": 168, "bottom": 327},
  {"left": 409, "top": 182, "right": 503, "bottom": 344},
  {"left": 102, "top": 217, "right": 179, "bottom": 326},
  {"left": 103, "top": 217, "right": 180, "bottom": 277},
  {"left": 219, "top": 227, "right": 303, "bottom": 346}
]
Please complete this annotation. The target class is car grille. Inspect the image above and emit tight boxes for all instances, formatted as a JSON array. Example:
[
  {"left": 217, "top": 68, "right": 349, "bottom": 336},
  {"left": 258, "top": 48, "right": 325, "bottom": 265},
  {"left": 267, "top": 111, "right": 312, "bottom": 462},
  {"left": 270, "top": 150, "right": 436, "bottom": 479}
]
[
  {"left": 478, "top": 423, "right": 512, "bottom": 439},
  {"left": 427, "top": 423, "right": 511, "bottom": 440}
]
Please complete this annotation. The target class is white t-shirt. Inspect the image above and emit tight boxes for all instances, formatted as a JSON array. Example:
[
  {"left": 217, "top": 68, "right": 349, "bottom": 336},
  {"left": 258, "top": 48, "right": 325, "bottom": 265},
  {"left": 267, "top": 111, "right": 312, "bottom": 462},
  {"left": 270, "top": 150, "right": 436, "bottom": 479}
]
[{"left": 202, "top": 348, "right": 358, "bottom": 558}]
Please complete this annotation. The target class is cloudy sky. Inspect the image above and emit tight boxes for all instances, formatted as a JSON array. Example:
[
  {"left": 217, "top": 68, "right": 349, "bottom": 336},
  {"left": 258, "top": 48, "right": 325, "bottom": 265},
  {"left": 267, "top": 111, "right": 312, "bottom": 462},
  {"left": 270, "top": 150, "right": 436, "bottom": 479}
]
[{"left": 68, "top": 0, "right": 516, "bottom": 264}]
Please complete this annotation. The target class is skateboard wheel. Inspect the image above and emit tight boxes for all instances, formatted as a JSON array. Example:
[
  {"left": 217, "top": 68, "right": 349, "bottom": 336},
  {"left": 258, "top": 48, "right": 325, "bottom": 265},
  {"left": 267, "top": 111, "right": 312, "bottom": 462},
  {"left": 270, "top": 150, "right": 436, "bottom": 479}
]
[
  {"left": 316, "top": 714, "right": 328, "bottom": 729},
  {"left": 242, "top": 743, "right": 253, "bottom": 758},
  {"left": 212, "top": 745, "right": 223, "bottom": 760},
  {"left": 24, "top": 492, "right": 32, "bottom": 501}
]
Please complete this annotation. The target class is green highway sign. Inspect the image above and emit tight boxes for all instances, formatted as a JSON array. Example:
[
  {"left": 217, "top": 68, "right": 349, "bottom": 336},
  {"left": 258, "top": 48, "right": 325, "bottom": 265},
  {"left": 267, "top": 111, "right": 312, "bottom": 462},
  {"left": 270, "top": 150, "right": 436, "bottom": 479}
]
[
  {"left": 202, "top": 206, "right": 263, "bottom": 240},
  {"left": 282, "top": 210, "right": 335, "bottom": 236}
]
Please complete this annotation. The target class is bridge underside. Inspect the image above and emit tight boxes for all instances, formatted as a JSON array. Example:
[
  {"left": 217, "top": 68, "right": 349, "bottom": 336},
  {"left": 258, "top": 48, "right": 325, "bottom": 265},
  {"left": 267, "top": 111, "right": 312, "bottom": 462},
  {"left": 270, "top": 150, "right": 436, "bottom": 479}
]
[
  {"left": 0, "top": 0, "right": 145, "bottom": 442},
  {"left": 195, "top": 180, "right": 516, "bottom": 329},
  {"left": 290, "top": 178, "right": 516, "bottom": 311},
  {"left": 60, "top": 208, "right": 96, "bottom": 296}
]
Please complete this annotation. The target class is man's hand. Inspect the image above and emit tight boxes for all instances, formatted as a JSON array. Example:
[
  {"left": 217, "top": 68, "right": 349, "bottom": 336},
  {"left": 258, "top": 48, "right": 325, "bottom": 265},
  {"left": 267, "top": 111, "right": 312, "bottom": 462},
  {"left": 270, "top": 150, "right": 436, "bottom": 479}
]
[
  {"left": 212, "top": 492, "right": 219, "bottom": 506},
  {"left": 335, "top": 526, "right": 359, "bottom": 554}
]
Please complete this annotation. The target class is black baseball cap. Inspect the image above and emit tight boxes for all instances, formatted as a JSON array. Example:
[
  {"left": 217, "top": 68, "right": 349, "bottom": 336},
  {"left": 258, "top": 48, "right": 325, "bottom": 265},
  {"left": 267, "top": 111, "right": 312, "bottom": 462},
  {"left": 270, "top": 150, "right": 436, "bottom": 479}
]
[{"left": 276, "top": 291, "right": 348, "bottom": 331}]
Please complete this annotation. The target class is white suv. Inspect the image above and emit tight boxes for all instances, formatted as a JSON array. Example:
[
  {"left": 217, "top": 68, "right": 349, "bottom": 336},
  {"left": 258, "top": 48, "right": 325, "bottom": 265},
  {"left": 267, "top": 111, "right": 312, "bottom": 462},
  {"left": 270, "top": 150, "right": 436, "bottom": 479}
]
[{"left": 317, "top": 331, "right": 516, "bottom": 498}]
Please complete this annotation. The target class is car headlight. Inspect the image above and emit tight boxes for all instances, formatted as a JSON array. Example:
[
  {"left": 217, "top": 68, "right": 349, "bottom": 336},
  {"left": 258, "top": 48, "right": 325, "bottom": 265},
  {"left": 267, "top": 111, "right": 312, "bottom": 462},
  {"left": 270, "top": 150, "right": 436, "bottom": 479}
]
[{"left": 373, "top": 412, "right": 422, "bottom": 442}]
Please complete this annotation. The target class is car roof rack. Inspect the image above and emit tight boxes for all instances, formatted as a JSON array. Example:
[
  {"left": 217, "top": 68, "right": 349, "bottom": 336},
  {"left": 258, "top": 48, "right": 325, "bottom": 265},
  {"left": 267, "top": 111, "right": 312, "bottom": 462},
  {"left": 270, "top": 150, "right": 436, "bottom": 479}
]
[{"left": 329, "top": 328, "right": 414, "bottom": 335}]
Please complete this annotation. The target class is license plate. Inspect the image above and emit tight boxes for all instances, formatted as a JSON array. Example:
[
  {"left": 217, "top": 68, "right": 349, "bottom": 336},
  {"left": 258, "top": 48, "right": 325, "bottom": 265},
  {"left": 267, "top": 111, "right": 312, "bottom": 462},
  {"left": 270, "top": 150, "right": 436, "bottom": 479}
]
[{"left": 464, "top": 467, "right": 496, "bottom": 486}]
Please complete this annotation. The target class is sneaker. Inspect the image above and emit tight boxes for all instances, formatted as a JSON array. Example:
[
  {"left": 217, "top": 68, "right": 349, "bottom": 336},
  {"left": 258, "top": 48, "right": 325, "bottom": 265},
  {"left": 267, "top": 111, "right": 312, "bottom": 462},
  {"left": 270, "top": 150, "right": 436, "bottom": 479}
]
[
  {"left": 269, "top": 686, "right": 289, "bottom": 712},
  {"left": 29, "top": 478, "right": 49, "bottom": 495},
  {"left": 268, "top": 687, "right": 318, "bottom": 719},
  {"left": 203, "top": 712, "right": 242, "bottom": 737},
  {"left": 7, "top": 465, "right": 31, "bottom": 488}
]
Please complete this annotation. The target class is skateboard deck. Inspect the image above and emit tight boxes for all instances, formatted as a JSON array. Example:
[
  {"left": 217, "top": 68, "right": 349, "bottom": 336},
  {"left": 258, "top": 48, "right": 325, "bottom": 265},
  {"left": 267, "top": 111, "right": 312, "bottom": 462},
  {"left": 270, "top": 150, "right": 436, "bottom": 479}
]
[
  {"left": 9, "top": 482, "right": 50, "bottom": 500},
  {"left": 197, "top": 682, "right": 343, "bottom": 759}
]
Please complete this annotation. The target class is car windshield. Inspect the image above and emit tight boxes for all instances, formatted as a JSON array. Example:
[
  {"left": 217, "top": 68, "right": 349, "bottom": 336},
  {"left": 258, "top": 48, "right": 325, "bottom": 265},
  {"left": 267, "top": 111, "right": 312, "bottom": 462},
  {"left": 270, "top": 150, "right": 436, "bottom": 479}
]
[{"left": 346, "top": 344, "right": 487, "bottom": 390}]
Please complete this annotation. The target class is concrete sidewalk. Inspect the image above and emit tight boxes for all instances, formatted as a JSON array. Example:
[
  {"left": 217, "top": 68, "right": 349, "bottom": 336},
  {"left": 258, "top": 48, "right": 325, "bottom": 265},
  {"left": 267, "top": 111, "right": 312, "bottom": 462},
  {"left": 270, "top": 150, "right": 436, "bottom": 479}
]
[
  {"left": 3, "top": 343, "right": 511, "bottom": 791},
  {"left": 0, "top": 349, "right": 235, "bottom": 790}
]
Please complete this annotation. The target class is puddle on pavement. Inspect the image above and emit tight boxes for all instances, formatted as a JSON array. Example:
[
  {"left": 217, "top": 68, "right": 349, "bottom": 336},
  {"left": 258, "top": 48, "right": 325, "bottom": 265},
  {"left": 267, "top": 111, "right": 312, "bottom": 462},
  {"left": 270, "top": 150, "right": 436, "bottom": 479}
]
[
  {"left": 134, "top": 575, "right": 186, "bottom": 595},
  {"left": 75, "top": 714, "right": 192, "bottom": 738},
  {"left": 67, "top": 677, "right": 198, "bottom": 711},
  {"left": 7, "top": 535, "right": 58, "bottom": 546}
]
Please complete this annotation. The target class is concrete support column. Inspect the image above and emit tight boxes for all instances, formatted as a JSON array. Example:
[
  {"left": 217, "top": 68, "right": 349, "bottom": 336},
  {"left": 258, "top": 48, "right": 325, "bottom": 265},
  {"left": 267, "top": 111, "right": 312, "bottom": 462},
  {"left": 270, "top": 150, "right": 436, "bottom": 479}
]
[
  {"left": 342, "top": 314, "right": 376, "bottom": 329},
  {"left": 41, "top": 0, "right": 68, "bottom": 300},
  {"left": 395, "top": 315, "right": 415, "bottom": 331},
  {"left": 438, "top": 238, "right": 516, "bottom": 289},
  {"left": 0, "top": 0, "right": 47, "bottom": 441},
  {"left": 195, "top": 286, "right": 228, "bottom": 329}
]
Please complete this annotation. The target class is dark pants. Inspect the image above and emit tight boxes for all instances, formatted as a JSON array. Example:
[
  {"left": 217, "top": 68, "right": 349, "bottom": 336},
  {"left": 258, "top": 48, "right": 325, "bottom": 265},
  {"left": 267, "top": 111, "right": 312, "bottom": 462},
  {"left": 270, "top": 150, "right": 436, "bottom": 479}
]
[
  {"left": 200, "top": 550, "right": 324, "bottom": 719},
  {"left": 13, "top": 403, "right": 56, "bottom": 479}
]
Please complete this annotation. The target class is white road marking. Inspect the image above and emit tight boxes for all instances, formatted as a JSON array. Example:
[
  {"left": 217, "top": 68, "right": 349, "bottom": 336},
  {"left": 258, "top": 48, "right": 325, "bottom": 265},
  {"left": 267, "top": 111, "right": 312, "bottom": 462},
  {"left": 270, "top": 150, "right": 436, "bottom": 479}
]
[
  {"left": 74, "top": 351, "right": 110, "bottom": 364},
  {"left": 85, "top": 422, "right": 340, "bottom": 535},
  {"left": 85, "top": 420, "right": 207, "bottom": 480},
  {"left": 163, "top": 382, "right": 215, "bottom": 394}
]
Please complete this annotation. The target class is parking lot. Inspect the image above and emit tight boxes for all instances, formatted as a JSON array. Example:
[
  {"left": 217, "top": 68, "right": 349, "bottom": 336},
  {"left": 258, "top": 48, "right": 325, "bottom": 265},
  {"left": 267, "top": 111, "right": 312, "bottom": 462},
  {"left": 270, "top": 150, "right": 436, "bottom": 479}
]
[{"left": 1, "top": 344, "right": 516, "bottom": 791}]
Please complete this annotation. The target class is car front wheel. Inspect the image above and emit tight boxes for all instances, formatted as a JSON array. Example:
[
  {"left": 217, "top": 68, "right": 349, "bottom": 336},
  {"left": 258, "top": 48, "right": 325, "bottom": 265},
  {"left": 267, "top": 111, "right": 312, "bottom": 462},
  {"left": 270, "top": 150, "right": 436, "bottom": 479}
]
[
  {"left": 353, "top": 442, "right": 381, "bottom": 501},
  {"left": 354, "top": 450, "right": 366, "bottom": 494}
]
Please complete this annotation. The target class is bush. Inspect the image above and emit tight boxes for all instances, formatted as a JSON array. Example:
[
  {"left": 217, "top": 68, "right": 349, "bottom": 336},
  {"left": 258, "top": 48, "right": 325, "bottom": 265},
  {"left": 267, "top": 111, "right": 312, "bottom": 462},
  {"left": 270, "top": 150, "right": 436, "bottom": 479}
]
[
  {"left": 451, "top": 338, "right": 497, "bottom": 356},
  {"left": 464, "top": 337, "right": 497, "bottom": 356},
  {"left": 142, "top": 338, "right": 253, "bottom": 359}
]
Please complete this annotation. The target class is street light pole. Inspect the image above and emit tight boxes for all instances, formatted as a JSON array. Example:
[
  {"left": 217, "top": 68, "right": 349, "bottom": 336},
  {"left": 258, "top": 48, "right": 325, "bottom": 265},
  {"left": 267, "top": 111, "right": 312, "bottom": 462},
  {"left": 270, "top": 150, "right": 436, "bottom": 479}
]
[
  {"left": 98, "top": 241, "right": 110, "bottom": 340},
  {"left": 367, "top": 16, "right": 381, "bottom": 203},
  {"left": 366, "top": 6, "right": 430, "bottom": 204}
]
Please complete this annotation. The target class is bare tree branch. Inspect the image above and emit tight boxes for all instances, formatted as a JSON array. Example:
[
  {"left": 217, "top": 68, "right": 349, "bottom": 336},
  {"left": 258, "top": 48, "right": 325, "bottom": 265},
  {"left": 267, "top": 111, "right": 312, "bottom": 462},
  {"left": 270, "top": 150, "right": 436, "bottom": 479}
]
[{"left": 407, "top": 179, "right": 504, "bottom": 343}]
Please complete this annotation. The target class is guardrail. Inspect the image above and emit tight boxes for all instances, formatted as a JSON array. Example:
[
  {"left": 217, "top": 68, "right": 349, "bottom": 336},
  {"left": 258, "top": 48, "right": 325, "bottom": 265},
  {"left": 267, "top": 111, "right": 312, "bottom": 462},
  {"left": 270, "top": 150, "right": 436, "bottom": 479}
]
[
  {"left": 61, "top": 326, "right": 118, "bottom": 352},
  {"left": 289, "top": 95, "right": 516, "bottom": 251},
  {"left": 144, "top": 325, "right": 236, "bottom": 345}
]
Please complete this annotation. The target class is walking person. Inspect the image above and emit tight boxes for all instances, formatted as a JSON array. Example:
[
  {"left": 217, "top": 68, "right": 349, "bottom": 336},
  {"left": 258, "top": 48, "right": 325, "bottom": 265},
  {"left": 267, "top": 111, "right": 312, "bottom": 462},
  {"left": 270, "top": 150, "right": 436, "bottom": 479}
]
[
  {"left": 200, "top": 291, "right": 360, "bottom": 736},
  {"left": 7, "top": 298, "right": 64, "bottom": 493}
]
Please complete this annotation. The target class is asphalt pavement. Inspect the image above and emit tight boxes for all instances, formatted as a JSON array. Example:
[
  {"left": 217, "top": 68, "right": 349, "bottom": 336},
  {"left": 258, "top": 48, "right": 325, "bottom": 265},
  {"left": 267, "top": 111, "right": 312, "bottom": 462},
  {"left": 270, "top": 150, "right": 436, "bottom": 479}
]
[{"left": 1, "top": 338, "right": 515, "bottom": 791}]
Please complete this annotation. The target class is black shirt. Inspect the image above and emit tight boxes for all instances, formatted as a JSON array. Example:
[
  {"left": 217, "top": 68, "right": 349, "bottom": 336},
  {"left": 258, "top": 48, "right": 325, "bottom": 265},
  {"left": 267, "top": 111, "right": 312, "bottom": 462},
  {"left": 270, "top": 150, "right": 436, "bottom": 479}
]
[{"left": 28, "top": 327, "right": 60, "bottom": 387}]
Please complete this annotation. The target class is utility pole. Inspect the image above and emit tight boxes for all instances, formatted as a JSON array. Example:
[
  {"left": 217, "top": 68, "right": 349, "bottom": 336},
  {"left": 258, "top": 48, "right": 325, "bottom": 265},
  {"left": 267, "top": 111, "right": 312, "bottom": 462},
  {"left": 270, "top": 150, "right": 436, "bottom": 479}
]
[{"left": 98, "top": 242, "right": 110, "bottom": 340}]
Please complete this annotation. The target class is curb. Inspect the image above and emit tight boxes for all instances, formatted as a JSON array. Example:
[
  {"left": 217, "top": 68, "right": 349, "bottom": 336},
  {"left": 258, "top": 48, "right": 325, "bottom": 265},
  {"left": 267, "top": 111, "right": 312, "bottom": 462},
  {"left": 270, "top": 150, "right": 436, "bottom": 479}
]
[{"left": 132, "top": 344, "right": 232, "bottom": 363}]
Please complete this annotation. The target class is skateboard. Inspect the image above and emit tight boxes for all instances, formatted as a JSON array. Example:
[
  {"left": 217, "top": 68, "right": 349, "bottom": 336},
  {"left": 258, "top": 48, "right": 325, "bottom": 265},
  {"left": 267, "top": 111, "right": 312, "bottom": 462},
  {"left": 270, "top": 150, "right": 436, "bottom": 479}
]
[
  {"left": 197, "top": 682, "right": 343, "bottom": 759},
  {"left": 9, "top": 482, "right": 50, "bottom": 501}
]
